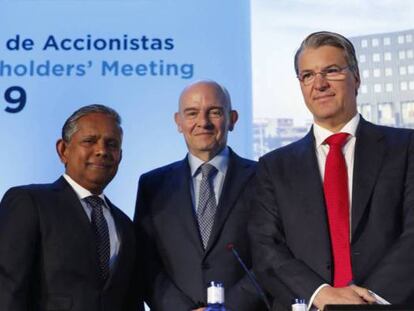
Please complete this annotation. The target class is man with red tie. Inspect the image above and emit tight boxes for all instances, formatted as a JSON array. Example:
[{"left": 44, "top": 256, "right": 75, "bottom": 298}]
[{"left": 249, "top": 31, "right": 414, "bottom": 310}]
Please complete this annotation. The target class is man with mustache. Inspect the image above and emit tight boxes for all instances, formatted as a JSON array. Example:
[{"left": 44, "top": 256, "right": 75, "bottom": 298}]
[
  {"left": 134, "top": 80, "right": 266, "bottom": 310},
  {"left": 250, "top": 31, "right": 414, "bottom": 310},
  {"left": 0, "top": 104, "right": 143, "bottom": 311}
]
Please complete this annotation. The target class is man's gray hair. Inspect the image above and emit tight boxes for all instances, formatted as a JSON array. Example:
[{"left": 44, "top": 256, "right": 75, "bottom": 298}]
[
  {"left": 294, "top": 31, "right": 360, "bottom": 79},
  {"left": 62, "top": 104, "right": 122, "bottom": 142}
]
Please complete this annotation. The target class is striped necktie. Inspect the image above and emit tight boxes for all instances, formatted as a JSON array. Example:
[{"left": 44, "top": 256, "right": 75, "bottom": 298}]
[
  {"left": 196, "top": 163, "right": 218, "bottom": 249},
  {"left": 84, "top": 195, "right": 110, "bottom": 282}
]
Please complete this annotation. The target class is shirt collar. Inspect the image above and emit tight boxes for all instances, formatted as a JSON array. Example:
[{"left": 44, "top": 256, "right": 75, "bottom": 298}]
[
  {"left": 313, "top": 113, "right": 360, "bottom": 147},
  {"left": 188, "top": 146, "right": 230, "bottom": 177},
  {"left": 63, "top": 174, "right": 107, "bottom": 206}
]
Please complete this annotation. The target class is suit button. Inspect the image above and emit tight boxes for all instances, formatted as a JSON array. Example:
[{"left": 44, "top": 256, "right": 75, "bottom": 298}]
[
  {"left": 202, "top": 263, "right": 210, "bottom": 270},
  {"left": 326, "top": 263, "right": 331, "bottom": 270}
]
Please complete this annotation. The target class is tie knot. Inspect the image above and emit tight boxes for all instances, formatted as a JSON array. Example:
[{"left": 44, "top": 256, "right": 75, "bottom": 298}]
[
  {"left": 84, "top": 195, "right": 105, "bottom": 209},
  {"left": 325, "top": 133, "right": 349, "bottom": 147},
  {"left": 201, "top": 163, "right": 217, "bottom": 179}
]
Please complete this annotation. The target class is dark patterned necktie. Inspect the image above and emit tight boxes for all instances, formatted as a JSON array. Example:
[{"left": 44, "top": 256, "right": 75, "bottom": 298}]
[
  {"left": 84, "top": 195, "right": 110, "bottom": 282},
  {"left": 324, "top": 132, "right": 353, "bottom": 287},
  {"left": 196, "top": 163, "right": 218, "bottom": 249}
]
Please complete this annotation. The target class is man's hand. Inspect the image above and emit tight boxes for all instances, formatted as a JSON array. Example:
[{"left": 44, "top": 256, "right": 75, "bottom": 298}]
[
  {"left": 349, "top": 285, "right": 377, "bottom": 304},
  {"left": 192, "top": 308, "right": 206, "bottom": 311},
  {"left": 313, "top": 285, "right": 376, "bottom": 310}
]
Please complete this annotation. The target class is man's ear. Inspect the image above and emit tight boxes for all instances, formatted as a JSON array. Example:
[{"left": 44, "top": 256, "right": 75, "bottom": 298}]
[
  {"left": 56, "top": 139, "right": 68, "bottom": 165},
  {"left": 354, "top": 72, "right": 361, "bottom": 96},
  {"left": 174, "top": 112, "right": 183, "bottom": 133},
  {"left": 228, "top": 110, "right": 239, "bottom": 132}
]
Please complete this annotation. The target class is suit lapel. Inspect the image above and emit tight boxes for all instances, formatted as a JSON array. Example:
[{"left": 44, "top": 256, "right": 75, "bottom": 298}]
[
  {"left": 204, "top": 151, "right": 253, "bottom": 254},
  {"left": 170, "top": 159, "right": 205, "bottom": 254},
  {"left": 53, "top": 177, "right": 92, "bottom": 228},
  {"left": 294, "top": 130, "right": 328, "bottom": 217},
  {"left": 293, "top": 131, "right": 332, "bottom": 261},
  {"left": 52, "top": 177, "right": 102, "bottom": 284},
  {"left": 351, "top": 118, "right": 385, "bottom": 238},
  {"left": 104, "top": 202, "right": 125, "bottom": 288}
]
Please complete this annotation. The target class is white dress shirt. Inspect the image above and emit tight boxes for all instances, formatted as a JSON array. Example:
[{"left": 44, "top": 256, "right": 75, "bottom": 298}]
[
  {"left": 63, "top": 174, "right": 120, "bottom": 269},
  {"left": 188, "top": 146, "right": 230, "bottom": 210}
]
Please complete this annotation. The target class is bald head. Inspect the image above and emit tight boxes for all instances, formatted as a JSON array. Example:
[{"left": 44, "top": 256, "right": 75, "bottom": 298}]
[{"left": 178, "top": 80, "right": 232, "bottom": 112}]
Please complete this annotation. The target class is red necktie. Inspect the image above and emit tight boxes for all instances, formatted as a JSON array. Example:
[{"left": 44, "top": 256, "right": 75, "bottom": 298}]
[{"left": 323, "top": 132, "right": 353, "bottom": 287}]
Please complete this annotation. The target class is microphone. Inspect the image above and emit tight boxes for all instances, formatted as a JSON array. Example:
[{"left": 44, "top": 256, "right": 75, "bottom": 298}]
[{"left": 226, "top": 243, "right": 271, "bottom": 311}]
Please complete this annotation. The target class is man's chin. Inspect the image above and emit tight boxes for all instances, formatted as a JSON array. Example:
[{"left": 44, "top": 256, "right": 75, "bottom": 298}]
[
  {"left": 198, "top": 145, "right": 226, "bottom": 157},
  {"left": 87, "top": 175, "right": 114, "bottom": 191},
  {"left": 196, "top": 144, "right": 221, "bottom": 153}
]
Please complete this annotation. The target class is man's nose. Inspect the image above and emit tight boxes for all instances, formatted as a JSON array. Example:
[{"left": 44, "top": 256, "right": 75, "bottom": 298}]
[
  {"left": 95, "top": 141, "right": 109, "bottom": 157},
  {"left": 313, "top": 72, "right": 329, "bottom": 90},
  {"left": 197, "top": 112, "right": 211, "bottom": 127}
]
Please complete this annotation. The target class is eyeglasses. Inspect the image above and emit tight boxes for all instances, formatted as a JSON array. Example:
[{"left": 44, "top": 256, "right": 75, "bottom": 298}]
[{"left": 297, "top": 65, "right": 350, "bottom": 85}]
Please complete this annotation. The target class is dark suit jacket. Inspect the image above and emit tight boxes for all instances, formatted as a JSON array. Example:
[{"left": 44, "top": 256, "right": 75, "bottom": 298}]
[
  {"left": 134, "top": 149, "right": 266, "bottom": 310},
  {"left": 0, "top": 176, "right": 144, "bottom": 311},
  {"left": 249, "top": 118, "right": 414, "bottom": 310}
]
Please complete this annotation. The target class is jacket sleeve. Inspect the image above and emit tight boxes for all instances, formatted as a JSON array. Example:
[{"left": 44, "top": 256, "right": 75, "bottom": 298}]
[
  {"left": 0, "top": 187, "right": 40, "bottom": 311},
  {"left": 361, "top": 131, "right": 414, "bottom": 303},
  {"left": 134, "top": 176, "right": 195, "bottom": 310},
  {"left": 249, "top": 159, "right": 327, "bottom": 308},
  {"left": 226, "top": 176, "right": 270, "bottom": 311}
]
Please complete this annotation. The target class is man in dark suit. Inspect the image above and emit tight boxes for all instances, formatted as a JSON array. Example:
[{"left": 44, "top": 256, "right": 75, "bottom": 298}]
[
  {"left": 134, "top": 80, "right": 265, "bottom": 310},
  {"left": 249, "top": 31, "right": 414, "bottom": 310},
  {"left": 0, "top": 104, "right": 143, "bottom": 311}
]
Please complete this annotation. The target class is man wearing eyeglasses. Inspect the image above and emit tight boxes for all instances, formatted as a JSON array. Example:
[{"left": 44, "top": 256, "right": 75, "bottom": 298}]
[{"left": 250, "top": 31, "right": 414, "bottom": 310}]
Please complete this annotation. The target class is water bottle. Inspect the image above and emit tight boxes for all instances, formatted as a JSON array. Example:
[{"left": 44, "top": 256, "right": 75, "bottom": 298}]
[
  {"left": 205, "top": 281, "right": 227, "bottom": 311},
  {"left": 291, "top": 298, "right": 307, "bottom": 311}
]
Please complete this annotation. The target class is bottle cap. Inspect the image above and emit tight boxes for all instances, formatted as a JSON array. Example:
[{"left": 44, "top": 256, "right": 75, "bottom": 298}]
[
  {"left": 292, "top": 298, "right": 306, "bottom": 304},
  {"left": 207, "top": 281, "right": 225, "bottom": 304},
  {"left": 291, "top": 298, "right": 307, "bottom": 311}
]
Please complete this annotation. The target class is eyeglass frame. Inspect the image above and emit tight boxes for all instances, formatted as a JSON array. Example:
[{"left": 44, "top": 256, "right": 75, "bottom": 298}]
[{"left": 297, "top": 65, "right": 350, "bottom": 85}]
